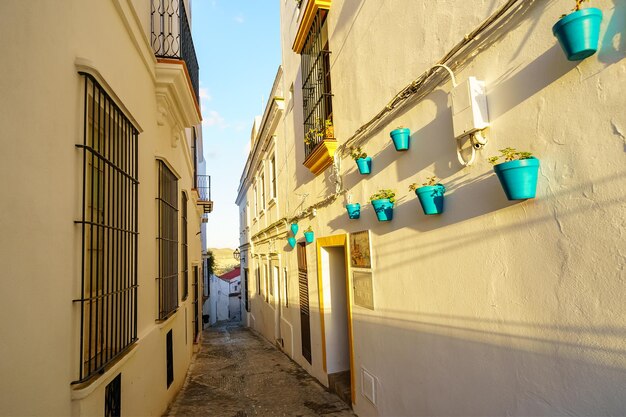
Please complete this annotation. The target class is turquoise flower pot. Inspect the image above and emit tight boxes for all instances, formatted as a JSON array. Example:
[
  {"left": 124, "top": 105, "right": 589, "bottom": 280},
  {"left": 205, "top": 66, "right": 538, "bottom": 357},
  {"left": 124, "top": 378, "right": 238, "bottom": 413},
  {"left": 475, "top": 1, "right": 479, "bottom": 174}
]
[
  {"left": 390, "top": 128, "right": 410, "bottom": 151},
  {"left": 356, "top": 157, "right": 372, "bottom": 175},
  {"left": 346, "top": 203, "right": 361, "bottom": 219},
  {"left": 371, "top": 198, "right": 394, "bottom": 222},
  {"left": 553, "top": 8, "right": 602, "bottom": 61},
  {"left": 287, "top": 237, "right": 296, "bottom": 248},
  {"left": 290, "top": 223, "right": 299, "bottom": 235},
  {"left": 416, "top": 184, "right": 446, "bottom": 215},
  {"left": 304, "top": 231, "right": 314, "bottom": 243},
  {"left": 493, "top": 158, "right": 540, "bottom": 200}
]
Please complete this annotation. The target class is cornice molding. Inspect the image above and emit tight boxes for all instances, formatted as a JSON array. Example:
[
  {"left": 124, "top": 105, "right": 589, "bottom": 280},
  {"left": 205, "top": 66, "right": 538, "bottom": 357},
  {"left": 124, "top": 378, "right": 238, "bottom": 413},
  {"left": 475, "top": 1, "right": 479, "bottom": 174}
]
[{"left": 155, "top": 60, "right": 201, "bottom": 147}]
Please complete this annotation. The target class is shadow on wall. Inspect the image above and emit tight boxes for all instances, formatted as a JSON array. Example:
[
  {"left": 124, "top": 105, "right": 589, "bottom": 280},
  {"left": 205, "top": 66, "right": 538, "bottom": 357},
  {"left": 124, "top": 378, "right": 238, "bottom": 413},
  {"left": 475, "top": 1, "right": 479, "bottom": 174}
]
[
  {"left": 328, "top": 169, "right": 625, "bottom": 264},
  {"left": 598, "top": 0, "right": 626, "bottom": 64},
  {"left": 350, "top": 309, "right": 626, "bottom": 416}
]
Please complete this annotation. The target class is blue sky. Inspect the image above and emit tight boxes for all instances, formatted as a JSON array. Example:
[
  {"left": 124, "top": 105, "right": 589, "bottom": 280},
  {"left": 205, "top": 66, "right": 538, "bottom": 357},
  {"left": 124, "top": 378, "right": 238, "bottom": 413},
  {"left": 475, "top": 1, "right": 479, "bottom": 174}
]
[{"left": 192, "top": 0, "right": 281, "bottom": 249}]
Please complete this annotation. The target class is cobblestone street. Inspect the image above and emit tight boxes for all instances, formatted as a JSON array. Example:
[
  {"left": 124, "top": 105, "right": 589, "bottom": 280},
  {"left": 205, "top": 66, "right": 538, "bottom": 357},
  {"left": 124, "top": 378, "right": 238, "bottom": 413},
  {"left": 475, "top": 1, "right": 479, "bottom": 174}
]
[{"left": 164, "top": 322, "right": 356, "bottom": 417}]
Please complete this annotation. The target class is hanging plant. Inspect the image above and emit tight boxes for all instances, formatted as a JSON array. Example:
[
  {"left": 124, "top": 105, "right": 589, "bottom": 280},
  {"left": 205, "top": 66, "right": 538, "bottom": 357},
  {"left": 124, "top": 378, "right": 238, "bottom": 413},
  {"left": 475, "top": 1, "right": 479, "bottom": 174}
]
[
  {"left": 346, "top": 203, "right": 361, "bottom": 219},
  {"left": 350, "top": 146, "right": 372, "bottom": 175},
  {"left": 488, "top": 148, "right": 540, "bottom": 200},
  {"left": 303, "top": 226, "right": 315, "bottom": 243},
  {"left": 370, "top": 189, "right": 396, "bottom": 222},
  {"left": 553, "top": 0, "right": 602, "bottom": 61},
  {"left": 304, "top": 118, "right": 334, "bottom": 146},
  {"left": 409, "top": 176, "right": 446, "bottom": 215}
]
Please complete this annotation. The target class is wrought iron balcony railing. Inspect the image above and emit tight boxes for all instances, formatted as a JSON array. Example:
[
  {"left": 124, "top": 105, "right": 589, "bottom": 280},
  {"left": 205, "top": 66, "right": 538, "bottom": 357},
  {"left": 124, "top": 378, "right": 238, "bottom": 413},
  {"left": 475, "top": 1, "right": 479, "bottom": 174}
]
[
  {"left": 151, "top": 0, "right": 200, "bottom": 104},
  {"left": 195, "top": 175, "right": 213, "bottom": 213}
]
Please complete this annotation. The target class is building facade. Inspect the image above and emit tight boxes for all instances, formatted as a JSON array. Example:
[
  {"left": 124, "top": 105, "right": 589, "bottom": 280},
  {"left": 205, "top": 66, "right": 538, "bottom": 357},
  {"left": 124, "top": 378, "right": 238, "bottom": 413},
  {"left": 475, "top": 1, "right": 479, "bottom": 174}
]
[
  {"left": 237, "top": 1, "right": 625, "bottom": 416},
  {"left": 0, "top": 0, "right": 212, "bottom": 415}
]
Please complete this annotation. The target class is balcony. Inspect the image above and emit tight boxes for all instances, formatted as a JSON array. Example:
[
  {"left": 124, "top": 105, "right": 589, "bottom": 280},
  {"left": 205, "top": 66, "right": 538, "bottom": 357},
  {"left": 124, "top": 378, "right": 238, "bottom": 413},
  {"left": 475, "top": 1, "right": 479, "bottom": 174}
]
[
  {"left": 195, "top": 175, "right": 213, "bottom": 213},
  {"left": 151, "top": 0, "right": 200, "bottom": 104}
]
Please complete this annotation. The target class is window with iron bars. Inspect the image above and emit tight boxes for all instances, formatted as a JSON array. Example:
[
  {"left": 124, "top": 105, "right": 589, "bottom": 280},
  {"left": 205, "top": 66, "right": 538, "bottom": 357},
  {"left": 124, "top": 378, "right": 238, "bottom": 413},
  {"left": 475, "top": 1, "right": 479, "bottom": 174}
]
[
  {"left": 301, "top": 10, "right": 333, "bottom": 158},
  {"left": 74, "top": 73, "right": 139, "bottom": 384},
  {"left": 181, "top": 192, "right": 188, "bottom": 301},
  {"left": 157, "top": 161, "right": 179, "bottom": 321}
]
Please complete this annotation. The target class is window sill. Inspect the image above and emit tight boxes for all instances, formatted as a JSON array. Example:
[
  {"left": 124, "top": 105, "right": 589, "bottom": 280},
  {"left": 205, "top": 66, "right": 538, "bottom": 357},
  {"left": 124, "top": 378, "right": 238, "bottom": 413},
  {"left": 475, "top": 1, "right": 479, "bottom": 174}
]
[{"left": 71, "top": 342, "right": 139, "bottom": 398}]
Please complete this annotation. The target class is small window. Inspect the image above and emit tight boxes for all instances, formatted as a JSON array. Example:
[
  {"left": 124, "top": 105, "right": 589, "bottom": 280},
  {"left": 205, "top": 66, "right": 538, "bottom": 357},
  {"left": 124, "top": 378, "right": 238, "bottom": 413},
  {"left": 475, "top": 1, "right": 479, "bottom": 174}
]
[
  {"left": 105, "top": 374, "right": 121, "bottom": 417},
  {"left": 283, "top": 267, "right": 289, "bottom": 307},
  {"left": 260, "top": 173, "right": 266, "bottom": 210},
  {"left": 166, "top": 330, "right": 174, "bottom": 388},
  {"left": 270, "top": 155, "right": 277, "bottom": 199}
]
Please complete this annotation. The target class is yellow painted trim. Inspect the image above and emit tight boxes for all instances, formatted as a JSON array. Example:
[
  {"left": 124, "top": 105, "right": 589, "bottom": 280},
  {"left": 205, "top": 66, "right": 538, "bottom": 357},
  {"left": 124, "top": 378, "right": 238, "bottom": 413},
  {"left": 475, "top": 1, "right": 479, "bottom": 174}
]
[
  {"left": 292, "top": 0, "right": 332, "bottom": 54},
  {"left": 315, "top": 234, "right": 356, "bottom": 405},
  {"left": 303, "top": 139, "right": 337, "bottom": 175}
]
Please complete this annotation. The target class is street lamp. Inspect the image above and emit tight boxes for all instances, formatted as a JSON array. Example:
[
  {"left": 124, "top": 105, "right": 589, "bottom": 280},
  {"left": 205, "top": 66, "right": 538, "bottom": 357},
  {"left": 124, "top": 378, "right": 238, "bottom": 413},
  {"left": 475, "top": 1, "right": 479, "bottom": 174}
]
[{"left": 233, "top": 248, "right": 240, "bottom": 261}]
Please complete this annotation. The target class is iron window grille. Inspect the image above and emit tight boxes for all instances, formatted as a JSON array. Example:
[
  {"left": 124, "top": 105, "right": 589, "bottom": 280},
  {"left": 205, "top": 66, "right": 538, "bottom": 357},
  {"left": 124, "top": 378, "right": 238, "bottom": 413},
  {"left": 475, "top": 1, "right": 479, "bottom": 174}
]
[
  {"left": 301, "top": 10, "right": 333, "bottom": 158},
  {"left": 105, "top": 374, "right": 122, "bottom": 417},
  {"left": 181, "top": 192, "right": 188, "bottom": 301},
  {"left": 74, "top": 73, "right": 139, "bottom": 384},
  {"left": 157, "top": 161, "right": 179, "bottom": 321},
  {"left": 192, "top": 266, "right": 199, "bottom": 341},
  {"left": 260, "top": 173, "right": 266, "bottom": 210},
  {"left": 270, "top": 155, "right": 277, "bottom": 199},
  {"left": 244, "top": 268, "right": 250, "bottom": 312},
  {"left": 151, "top": 0, "right": 200, "bottom": 103}
]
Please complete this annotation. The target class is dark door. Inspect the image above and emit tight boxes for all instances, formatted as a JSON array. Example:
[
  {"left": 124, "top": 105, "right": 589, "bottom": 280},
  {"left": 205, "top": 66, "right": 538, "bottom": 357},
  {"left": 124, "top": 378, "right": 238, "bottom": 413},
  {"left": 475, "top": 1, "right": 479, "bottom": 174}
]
[{"left": 297, "top": 242, "right": 312, "bottom": 364}]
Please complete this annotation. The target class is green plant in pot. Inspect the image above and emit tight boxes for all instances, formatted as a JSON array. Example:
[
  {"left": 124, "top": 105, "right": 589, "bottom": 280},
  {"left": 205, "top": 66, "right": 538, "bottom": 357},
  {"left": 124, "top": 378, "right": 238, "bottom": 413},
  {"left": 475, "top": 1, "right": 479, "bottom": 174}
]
[
  {"left": 303, "top": 226, "right": 315, "bottom": 243},
  {"left": 488, "top": 148, "right": 540, "bottom": 200},
  {"left": 409, "top": 176, "right": 446, "bottom": 215},
  {"left": 553, "top": 0, "right": 602, "bottom": 61},
  {"left": 304, "top": 118, "right": 334, "bottom": 147},
  {"left": 370, "top": 189, "right": 396, "bottom": 221},
  {"left": 350, "top": 146, "right": 372, "bottom": 175}
]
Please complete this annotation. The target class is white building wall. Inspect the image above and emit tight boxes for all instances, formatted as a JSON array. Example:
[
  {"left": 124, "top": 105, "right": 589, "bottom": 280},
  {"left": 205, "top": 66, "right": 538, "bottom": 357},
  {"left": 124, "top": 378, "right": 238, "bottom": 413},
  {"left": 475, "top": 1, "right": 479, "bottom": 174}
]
[
  {"left": 0, "top": 1, "right": 205, "bottom": 416},
  {"left": 237, "top": 1, "right": 626, "bottom": 416}
]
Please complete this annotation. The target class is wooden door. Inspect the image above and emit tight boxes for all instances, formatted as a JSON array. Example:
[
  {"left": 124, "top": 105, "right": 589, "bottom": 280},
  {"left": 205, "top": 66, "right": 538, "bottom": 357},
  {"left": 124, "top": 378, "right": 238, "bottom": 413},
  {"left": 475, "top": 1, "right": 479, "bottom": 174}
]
[{"left": 297, "top": 242, "right": 312, "bottom": 363}]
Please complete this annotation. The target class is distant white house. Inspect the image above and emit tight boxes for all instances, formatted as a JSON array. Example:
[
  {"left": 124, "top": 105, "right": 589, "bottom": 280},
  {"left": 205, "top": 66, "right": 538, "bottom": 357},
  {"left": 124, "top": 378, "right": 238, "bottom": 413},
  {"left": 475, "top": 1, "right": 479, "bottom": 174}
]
[{"left": 207, "top": 267, "right": 241, "bottom": 324}]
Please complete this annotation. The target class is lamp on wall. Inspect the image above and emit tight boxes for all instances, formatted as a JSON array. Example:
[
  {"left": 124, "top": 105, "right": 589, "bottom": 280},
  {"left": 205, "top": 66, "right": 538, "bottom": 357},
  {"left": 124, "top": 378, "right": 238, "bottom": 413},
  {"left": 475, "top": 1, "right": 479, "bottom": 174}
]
[{"left": 233, "top": 248, "right": 240, "bottom": 261}]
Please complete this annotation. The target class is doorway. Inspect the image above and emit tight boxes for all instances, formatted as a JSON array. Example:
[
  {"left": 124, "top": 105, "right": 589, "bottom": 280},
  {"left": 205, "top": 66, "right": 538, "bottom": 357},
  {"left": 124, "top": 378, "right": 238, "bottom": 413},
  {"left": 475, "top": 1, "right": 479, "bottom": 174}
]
[{"left": 317, "top": 236, "right": 353, "bottom": 406}]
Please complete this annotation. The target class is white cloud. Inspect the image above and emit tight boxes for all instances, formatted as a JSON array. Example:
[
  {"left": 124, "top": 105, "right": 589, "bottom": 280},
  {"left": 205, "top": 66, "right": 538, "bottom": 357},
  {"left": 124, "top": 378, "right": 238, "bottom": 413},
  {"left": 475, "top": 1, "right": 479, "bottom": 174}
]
[
  {"left": 202, "top": 110, "right": 226, "bottom": 129},
  {"left": 234, "top": 15, "right": 244, "bottom": 24},
  {"left": 199, "top": 88, "right": 212, "bottom": 103}
]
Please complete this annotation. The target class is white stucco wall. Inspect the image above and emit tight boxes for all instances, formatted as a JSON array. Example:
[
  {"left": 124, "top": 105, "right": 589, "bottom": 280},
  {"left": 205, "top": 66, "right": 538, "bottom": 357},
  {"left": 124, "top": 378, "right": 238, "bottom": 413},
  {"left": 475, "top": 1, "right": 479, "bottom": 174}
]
[
  {"left": 239, "top": 1, "right": 626, "bottom": 416},
  {"left": 0, "top": 1, "right": 205, "bottom": 415}
]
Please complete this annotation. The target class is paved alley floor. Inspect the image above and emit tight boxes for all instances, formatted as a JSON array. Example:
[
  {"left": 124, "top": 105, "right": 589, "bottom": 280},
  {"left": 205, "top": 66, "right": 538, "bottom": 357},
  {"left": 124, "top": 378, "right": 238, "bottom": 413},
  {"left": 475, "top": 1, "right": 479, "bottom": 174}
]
[{"left": 164, "top": 321, "right": 356, "bottom": 417}]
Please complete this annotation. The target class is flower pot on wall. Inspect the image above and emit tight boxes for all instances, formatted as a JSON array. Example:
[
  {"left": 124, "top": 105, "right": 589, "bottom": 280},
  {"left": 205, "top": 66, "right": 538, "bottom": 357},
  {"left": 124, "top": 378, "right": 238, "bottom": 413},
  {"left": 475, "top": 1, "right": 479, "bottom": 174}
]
[
  {"left": 304, "top": 231, "right": 314, "bottom": 243},
  {"left": 553, "top": 8, "right": 602, "bottom": 61},
  {"left": 416, "top": 184, "right": 446, "bottom": 215},
  {"left": 346, "top": 203, "right": 361, "bottom": 219},
  {"left": 493, "top": 158, "right": 540, "bottom": 200},
  {"left": 390, "top": 128, "right": 410, "bottom": 151},
  {"left": 356, "top": 157, "right": 372, "bottom": 175},
  {"left": 287, "top": 237, "right": 296, "bottom": 248},
  {"left": 290, "top": 223, "right": 299, "bottom": 235},
  {"left": 371, "top": 198, "right": 394, "bottom": 222}
]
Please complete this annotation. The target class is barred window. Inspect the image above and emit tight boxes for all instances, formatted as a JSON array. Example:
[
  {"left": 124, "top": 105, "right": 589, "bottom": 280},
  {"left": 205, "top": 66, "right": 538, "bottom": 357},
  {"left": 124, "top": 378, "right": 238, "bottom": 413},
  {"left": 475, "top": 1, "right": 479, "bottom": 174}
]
[
  {"left": 75, "top": 73, "right": 138, "bottom": 384},
  {"left": 270, "top": 155, "right": 277, "bottom": 199},
  {"left": 181, "top": 192, "right": 188, "bottom": 301},
  {"left": 301, "top": 10, "right": 333, "bottom": 157},
  {"left": 157, "top": 161, "right": 179, "bottom": 320}
]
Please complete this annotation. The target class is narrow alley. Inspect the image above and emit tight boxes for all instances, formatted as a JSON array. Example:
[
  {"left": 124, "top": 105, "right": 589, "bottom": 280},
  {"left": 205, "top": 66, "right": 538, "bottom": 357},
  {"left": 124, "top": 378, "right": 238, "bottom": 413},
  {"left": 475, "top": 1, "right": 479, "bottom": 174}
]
[{"left": 164, "top": 322, "right": 356, "bottom": 417}]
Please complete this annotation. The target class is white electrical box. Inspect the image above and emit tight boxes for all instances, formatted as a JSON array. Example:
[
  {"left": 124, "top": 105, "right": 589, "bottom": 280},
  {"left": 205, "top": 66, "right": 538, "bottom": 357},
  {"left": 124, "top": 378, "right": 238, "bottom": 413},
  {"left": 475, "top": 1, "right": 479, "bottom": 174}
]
[{"left": 450, "top": 77, "right": 489, "bottom": 139}]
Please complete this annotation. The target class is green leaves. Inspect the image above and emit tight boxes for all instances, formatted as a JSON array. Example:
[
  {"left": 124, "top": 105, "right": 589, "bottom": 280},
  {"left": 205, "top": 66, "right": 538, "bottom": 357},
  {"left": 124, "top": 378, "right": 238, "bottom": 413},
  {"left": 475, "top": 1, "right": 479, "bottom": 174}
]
[{"left": 488, "top": 147, "right": 534, "bottom": 165}]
